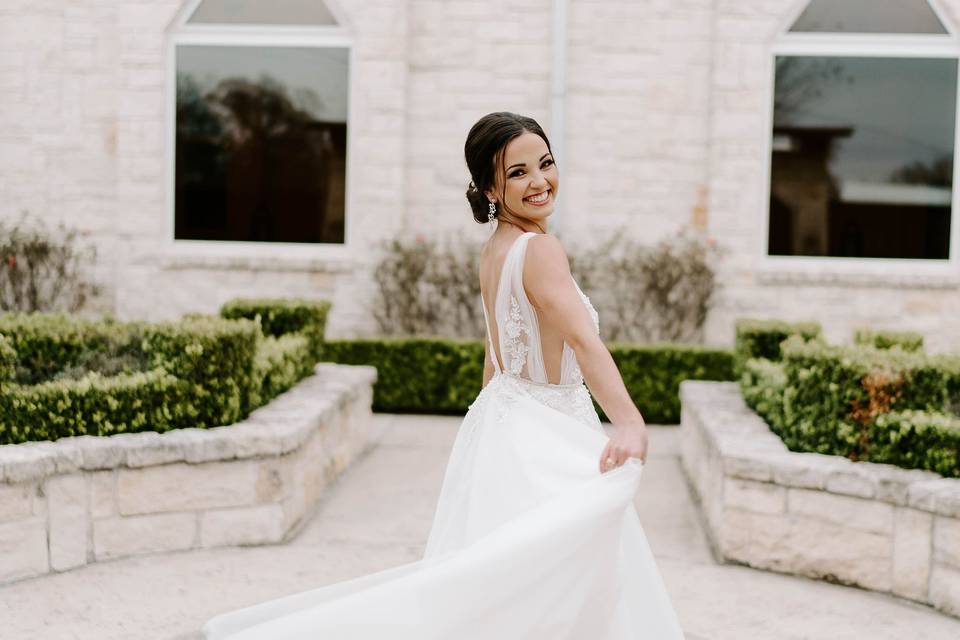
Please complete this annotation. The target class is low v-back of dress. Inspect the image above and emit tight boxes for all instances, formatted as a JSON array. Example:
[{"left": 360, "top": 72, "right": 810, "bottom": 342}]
[
  {"left": 481, "top": 231, "right": 599, "bottom": 387},
  {"left": 202, "top": 232, "right": 686, "bottom": 640}
]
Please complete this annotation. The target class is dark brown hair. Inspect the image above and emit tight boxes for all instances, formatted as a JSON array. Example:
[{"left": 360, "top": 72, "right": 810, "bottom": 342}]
[{"left": 464, "top": 112, "right": 555, "bottom": 224}]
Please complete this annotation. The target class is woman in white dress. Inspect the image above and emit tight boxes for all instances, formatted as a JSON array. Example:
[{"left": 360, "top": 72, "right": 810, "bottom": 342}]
[{"left": 202, "top": 112, "right": 686, "bottom": 639}]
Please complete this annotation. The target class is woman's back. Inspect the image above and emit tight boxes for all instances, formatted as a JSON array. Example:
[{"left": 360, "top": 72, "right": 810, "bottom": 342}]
[{"left": 479, "top": 230, "right": 599, "bottom": 387}]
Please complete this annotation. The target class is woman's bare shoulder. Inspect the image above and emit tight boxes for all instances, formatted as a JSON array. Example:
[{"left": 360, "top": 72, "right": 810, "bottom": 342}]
[{"left": 526, "top": 233, "right": 570, "bottom": 272}]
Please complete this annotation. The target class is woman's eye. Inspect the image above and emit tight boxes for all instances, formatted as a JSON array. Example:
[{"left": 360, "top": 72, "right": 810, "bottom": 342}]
[{"left": 510, "top": 160, "right": 552, "bottom": 178}]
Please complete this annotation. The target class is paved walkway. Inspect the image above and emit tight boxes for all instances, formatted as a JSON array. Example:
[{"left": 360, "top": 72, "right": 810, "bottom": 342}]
[{"left": 2, "top": 414, "right": 959, "bottom": 639}]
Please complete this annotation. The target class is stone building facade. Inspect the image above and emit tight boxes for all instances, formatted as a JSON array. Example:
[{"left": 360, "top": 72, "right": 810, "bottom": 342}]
[{"left": 2, "top": 0, "right": 960, "bottom": 350}]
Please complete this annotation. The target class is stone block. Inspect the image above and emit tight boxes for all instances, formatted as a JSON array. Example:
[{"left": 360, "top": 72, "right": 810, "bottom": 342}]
[
  {"left": 724, "top": 477, "right": 786, "bottom": 515},
  {"left": 89, "top": 470, "right": 116, "bottom": 518},
  {"left": 200, "top": 505, "right": 284, "bottom": 548},
  {"left": 94, "top": 513, "right": 196, "bottom": 561},
  {"left": 117, "top": 460, "right": 260, "bottom": 516},
  {"left": 721, "top": 508, "right": 892, "bottom": 592},
  {"left": 788, "top": 488, "right": 893, "bottom": 535},
  {"left": 0, "top": 482, "right": 35, "bottom": 521},
  {"left": 0, "top": 517, "right": 48, "bottom": 582},
  {"left": 930, "top": 564, "right": 960, "bottom": 617},
  {"left": 892, "top": 507, "right": 933, "bottom": 601},
  {"left": 933, "top": 516, "right": 960, "bottom": 569},
  {"left": 46, "top": 474, "right": 88, "bottom": 571}
]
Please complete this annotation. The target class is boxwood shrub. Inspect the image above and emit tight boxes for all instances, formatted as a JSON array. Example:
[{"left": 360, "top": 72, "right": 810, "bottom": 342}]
[
  {"left": 734, "top": 318, "right": 822, "bottom": 368},
  {"left": 854, "top": 328, "right": 924, "bottom": 353},
  {"left": 220, "top": 298, "right": 330, "bottom": 361},
  {"left": 738, "top": 334, "right": 959, "bottom": 477},
  {"left": 0, "top": 308, "right": 322, "bottom": 444},
  {"left": 321, "top": 338, "right": 736, "bottom": 424}
]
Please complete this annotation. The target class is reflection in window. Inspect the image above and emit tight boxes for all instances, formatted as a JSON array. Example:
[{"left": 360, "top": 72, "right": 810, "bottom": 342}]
[
  {"left": 175, "top": 46, "right": 348, "bottom": 244},
  {"left": 769, "top": 56, "right": 956, "bottom": 259},
  {"left": 790, "top": 0, "right": 946, "bottom": 34}
]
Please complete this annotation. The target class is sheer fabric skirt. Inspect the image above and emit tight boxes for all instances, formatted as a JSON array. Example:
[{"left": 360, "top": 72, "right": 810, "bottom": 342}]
[{"left": 202, "top": 372, "right": 685, "bottom": 639}]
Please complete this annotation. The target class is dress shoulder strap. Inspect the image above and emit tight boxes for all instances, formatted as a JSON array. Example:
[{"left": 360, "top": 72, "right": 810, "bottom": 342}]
[{"left": 494, "top": 232, "right": 547, "bottom": 383}]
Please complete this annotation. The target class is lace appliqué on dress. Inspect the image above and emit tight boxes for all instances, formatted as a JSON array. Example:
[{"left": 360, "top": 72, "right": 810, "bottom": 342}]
[
  {"left": 494, "top": 374, "right": 600, "bottom": 430},
  {"left": 503, "top": 295, "right": 531, "bottom": 376}
]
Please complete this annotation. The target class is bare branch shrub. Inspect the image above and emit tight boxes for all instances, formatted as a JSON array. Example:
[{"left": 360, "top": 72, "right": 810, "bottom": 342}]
[
  {"left": 0, "top": 213, "right": 102, "bottom": 312},
  {"left": 371, "top": 226, "right": 721, "bottom": 343}
]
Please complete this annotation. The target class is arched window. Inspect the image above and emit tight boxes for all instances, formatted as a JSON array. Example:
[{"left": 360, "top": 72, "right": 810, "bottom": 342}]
[
  {"left": 168, "top": 0, "right": 351, "bottom": 246},
  {"left": 766, "top": 0, "right": 958, "bottom": 261}
]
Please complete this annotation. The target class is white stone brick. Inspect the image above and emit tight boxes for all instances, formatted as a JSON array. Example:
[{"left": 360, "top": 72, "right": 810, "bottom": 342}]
[
  {"left": 117, "top": 460, "right": 260, "bottom": 516},
  {"left": 89, "top": 470, "right": 116, "bottom": 518},
  {"left": 200, "top": 505, "right": 284, "bottom": 548},
  {"left": 892, "top": 507, "right": 933, "bottom": 601},
  {"left": 721, "top": 508, "right": 892, "bottom": 592},
  {"left": 94, "top": 513, "right": 196, "bottom": 561},
  {"left": 0, "top": 482, "right": 35, "bottom": 521},
  {"left": 788, "top": 488, "right": 894, "bottom": 535},
  {"left": 0, "top": 517, "right": 48, "bottom": 583},
  {"left": 934, "top": 516, "right": 960, "bottom": 569},
  {"left": 46, "top": 474, "right": 89, "bottom": 571},
  {"left": 930, "top": 564, "right": 960, "bottom": 618},
  {"left": 724, "top": 478, "right": 786, "bottom": 515}
]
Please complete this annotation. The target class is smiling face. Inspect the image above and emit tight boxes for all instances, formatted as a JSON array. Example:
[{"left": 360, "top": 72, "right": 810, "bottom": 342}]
[{"left": 486, "top": 131, "right": 559, "bottom": 226}]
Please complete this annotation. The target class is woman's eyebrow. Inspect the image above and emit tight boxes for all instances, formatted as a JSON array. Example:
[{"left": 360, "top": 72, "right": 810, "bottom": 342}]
[{"left": 506, "top": 153, "right": 552, "bottom": 171}]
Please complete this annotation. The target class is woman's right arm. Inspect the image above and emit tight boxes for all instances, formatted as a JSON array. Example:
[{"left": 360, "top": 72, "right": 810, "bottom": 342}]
[{"left": 524, "top": 234, "right": 648, "bottom": 469}]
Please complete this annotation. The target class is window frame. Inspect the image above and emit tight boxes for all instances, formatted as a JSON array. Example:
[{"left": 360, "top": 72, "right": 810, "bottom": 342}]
[
  {"left": 758, "top": 0, "right": 960, "bottom": 277},
  {"left": 164, "top": 0, "right": 355, "bottom": 261}
]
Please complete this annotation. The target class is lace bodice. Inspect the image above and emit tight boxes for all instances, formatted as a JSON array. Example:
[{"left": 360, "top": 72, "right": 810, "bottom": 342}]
[{"left": 480, "top": 231, "right": 599, "bottom": 386}]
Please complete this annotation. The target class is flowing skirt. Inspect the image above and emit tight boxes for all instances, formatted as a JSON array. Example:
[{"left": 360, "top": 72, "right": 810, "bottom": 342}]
[{"left": 202, "top": 372, "right": 685, "bottom": 639}]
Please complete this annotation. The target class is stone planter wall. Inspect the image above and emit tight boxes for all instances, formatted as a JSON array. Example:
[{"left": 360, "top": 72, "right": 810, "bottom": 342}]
[
  {"left": 680, "top": 381, "right": 960, "bottom": 619},
  {"left": 0, "top": 363, "right": 378, "bottom": 585}
]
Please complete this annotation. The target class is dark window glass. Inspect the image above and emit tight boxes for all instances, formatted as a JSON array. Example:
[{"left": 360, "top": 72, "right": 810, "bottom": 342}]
[
  {"left": 769, "top": 56, "right": 956, "bottom": 259},
  {"left": 175, "top": 45, "right": 348, "bottom": 244},
  {"left": 789, "top": 0, "right": 946, "bottom": 34},
  {"left": 188, "top": 0, "right": 338, "bottom": 26}
]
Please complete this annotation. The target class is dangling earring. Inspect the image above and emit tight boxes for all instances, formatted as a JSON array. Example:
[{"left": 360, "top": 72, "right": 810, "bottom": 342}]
[{"left": 488, "top": 201, "right": 497, "bottom": 223}]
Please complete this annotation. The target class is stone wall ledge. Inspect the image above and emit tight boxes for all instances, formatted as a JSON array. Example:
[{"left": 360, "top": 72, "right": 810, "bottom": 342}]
[
  {"left": 680, "top": 380, "right": 960, "bottom": 619},
  {"left": 0, "top": 362, "right": 379, "bottom": 585},
  {"left": 0, "top": 363, "right": 377, "bottom": 483}
]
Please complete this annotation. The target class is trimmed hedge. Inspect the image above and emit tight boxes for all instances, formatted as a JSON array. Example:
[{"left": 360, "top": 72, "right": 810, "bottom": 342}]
[
  {"left": 320, "top": 338, "right": 736, "bottom": 424},
  {"left": 0, "top": 308, "right": 325, "bottom": 443},
  {"left": 871, "top": 411, "right": 960, "bottom": 478},
  {"left": 738, "top": 335, "right": 959, "bottom": 477},
  {"left": 740, "top": 358, "right": 787, "bottom": 435},
  {"left": 250, "top": 334, "right": 315, "bottom": 410},
  {"left": 0, "top": 369, "right": 189, "bottom": 444},
  {"left": 221, "top": 298, "right": 330, "bottom": 361},
  {"left": 854, "top": 328, "right": 924, "bottom": 353},
  {"left": 606, "top": 342, "right": 736, "bottom": 423},
  {"left": 734, "top": 318, "right": 822, "bottom": 367},
  {"left": 0, "top": 313, "right": 140, "bottom": 384}
]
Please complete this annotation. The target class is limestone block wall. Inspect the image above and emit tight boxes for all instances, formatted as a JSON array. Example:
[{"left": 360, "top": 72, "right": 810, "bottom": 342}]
[
  {"left": 679, "top": 381, "right": 960, "bottom": 619},
  {"left": 0, "top": 363, "right": 378, "bottom": 585},
  {"left": 4, "top": 0, "right": 960, "bottom": 349},
  {"left": 703, "top": 0, "right": 960, "bottom": 352}
]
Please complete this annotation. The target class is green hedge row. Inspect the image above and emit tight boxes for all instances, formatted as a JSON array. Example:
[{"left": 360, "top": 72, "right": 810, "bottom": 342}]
[
  {"left": 320, "top": 338, "right": 736, "bottom": 424},
  {"left": 854, "top": 328, "right": 924, "bottom": 352},
  {"left": 734, "top": 318, "right": 822, "bottom": 368},
  {"left": 221, "top": 298, "right": 330, "bottom": 361},
  {"left": 1, "top": 299, "right": 330, "bottom": 444},
  {"left": 740, "top": 335, "right": 960, "bottom": 478}
]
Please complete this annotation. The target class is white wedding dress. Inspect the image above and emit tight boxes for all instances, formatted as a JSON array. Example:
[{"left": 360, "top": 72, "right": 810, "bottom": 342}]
[{"left": 202, "top": 231, "right": 686, "bottom": 639}]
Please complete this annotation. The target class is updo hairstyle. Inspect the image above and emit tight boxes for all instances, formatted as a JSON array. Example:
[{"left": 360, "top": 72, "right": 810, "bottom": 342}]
[{"left": 463, "top": 112, "right": 555, "bottom": 224}]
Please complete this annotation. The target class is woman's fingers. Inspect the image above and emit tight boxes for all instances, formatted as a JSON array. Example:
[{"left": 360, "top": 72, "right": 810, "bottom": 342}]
[{"left": 598, "top": 440, "right": 612, "bottom": 473}]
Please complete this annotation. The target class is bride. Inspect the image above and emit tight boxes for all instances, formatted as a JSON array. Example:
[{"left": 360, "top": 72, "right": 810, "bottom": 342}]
[{"left": 202, "top": 112, "right": 686, "bottom": 639}]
